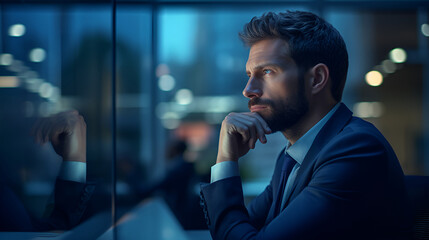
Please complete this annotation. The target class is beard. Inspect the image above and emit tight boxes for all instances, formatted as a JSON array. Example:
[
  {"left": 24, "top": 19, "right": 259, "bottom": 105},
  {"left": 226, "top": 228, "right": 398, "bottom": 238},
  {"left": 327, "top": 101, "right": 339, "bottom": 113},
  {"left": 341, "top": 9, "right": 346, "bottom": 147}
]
[{"left": 248, "top": 81, "right": 309, "bottom": 133}]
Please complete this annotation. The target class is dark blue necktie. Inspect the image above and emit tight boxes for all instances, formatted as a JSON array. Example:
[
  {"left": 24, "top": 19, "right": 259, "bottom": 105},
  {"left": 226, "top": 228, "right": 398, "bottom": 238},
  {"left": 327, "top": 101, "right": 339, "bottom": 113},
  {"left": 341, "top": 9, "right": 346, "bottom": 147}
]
[{"left": 273, "top": 152, "right": 296, "bottom": 217}]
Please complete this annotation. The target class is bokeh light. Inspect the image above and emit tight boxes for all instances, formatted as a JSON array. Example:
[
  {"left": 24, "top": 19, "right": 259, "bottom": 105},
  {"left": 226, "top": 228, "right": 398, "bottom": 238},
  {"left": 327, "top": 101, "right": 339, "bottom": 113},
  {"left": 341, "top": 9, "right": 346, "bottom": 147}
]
[
  {"left": 9, "top": 24, "right": 26, "bottom": 37},
  {"left": 175, "top": 89, "right": 193, "bottom": 105},
  {"left": 0, "top": 54, "right": 14, "bottom": 66},
  {"left": 29, "top": 48, "right": 46, "bottom": 62},
  {"left": 381, "top": 59, "right": 396, "bottom": 74},
  {"left": 389, "top": 48, "right": 407, "bottom": 63},
  {"left": 353, "top": 102, "right": 385, "bottom": 118},
  {"left": 365, "top": 70, "right": 383, "bottom": 87},
  {"left": 156, "top": 64, "right": 170, "bottom": 77},
  {"left": 421, "top": 23, "right": 429, "bottom": 37},
  {"left": 158, "top": 74, "right": 176, "bottom": 91}
]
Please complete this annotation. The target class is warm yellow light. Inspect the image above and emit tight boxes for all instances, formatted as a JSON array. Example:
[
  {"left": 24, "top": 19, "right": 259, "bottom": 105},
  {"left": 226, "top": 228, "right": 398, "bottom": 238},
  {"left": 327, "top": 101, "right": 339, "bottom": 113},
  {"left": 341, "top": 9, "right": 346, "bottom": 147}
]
[
  {"left": 389, "top": 48, "right": 407, "bottom": 63},
  {"left": 365, "top": 71, "right": 383, "bottom": 87},
  {"left": 0, "top": 76, "right": 19, "bottom": 88}
]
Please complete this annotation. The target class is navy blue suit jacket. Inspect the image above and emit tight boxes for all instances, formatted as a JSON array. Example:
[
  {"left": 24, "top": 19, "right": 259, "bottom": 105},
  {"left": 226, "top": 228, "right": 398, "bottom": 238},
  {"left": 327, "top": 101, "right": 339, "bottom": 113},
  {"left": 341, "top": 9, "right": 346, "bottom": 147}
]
[{"left": 200, "top": 103, "right": 412, "bottom": 239}]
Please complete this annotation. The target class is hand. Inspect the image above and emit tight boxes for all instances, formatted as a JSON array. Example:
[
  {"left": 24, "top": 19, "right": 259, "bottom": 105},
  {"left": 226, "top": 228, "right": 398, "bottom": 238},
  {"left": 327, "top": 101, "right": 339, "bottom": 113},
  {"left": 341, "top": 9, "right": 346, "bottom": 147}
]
[
  {"left": 32, "top": 110, "right": 87, "bottom": 163},
  {"left": 217, "top": 112, "right": 271, "bottom": 163}
]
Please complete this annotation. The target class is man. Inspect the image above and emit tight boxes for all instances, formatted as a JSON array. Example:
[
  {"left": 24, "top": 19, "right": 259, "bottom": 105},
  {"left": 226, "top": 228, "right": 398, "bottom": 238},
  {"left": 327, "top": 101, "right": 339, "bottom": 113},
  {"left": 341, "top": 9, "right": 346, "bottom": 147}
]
[
  {"left": 0, "top": 111, "right": 95, "bottom": 231},
  {"left": 200, "top": 10, "right": 411, "bottom": 239}
]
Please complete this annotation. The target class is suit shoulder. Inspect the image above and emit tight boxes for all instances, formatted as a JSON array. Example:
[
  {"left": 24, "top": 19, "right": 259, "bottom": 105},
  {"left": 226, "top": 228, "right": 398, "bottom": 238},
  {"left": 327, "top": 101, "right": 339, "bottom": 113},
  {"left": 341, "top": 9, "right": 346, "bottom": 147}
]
[
  {"left": 344, "top": 116, "right": 381, "bottom": 133},
  {"left": 318, "top": 116, "right": 398, "bottom": 167},
  {"left": 337, "top": 116, "right": 390, "bottom": 145},
  {"left": 315, "top": 116, "right": 391, "bottom": 160}
]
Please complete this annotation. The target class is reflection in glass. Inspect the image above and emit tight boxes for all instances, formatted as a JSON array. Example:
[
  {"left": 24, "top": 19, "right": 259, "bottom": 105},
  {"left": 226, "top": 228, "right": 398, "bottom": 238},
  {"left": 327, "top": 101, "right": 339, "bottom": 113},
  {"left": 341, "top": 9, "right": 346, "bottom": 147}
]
[{"left": 0, "top": 4, "right": 113, "bottom": 235}]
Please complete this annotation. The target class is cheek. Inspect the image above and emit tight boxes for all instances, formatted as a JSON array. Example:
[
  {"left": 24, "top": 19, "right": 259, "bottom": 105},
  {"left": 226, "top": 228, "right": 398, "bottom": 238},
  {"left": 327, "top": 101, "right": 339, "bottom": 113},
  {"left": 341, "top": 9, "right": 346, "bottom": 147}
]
[
  {"left": 270, "top": 85, "right": 288, "bottom": 100},
  {"left": 266, "top": 76, "right": 296, "bottom": 100}
]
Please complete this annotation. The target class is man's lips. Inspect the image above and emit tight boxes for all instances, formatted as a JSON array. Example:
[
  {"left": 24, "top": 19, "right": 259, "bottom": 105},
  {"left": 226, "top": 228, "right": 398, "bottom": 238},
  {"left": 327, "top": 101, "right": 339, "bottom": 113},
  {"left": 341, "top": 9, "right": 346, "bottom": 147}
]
[{"left": 249, "top": 105, "right": 268, "bottom": 112}]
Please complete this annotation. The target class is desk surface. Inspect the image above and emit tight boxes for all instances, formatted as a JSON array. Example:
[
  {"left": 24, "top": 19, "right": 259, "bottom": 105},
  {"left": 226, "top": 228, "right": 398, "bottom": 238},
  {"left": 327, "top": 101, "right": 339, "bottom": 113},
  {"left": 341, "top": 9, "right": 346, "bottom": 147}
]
[
  {"left": 0, "top": 232, "right": 60, "bottom": 239},
  {"left": 98, "top": 199, "right": 189, "bottom": 240},
  {"left": 96, "top": 198, "right": 211, "bottom": 240},
  {"left": 0, "top": 198, "right": 211, "bottom": 240}
]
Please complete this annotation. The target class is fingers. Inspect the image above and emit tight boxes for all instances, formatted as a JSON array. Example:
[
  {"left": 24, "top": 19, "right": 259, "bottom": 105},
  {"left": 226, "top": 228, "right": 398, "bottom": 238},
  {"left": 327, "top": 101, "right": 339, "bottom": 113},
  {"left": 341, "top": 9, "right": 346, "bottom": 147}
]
[
  {"left": 31, "top": 110, "right": 87, "bottom": 162},
  {"left": 49, "top": 111, "right": 77, "bottom": 139},
  {"left": 241, "top": 112, "right": 271, "bottom": 134},
  {"left": 224, "top": 112, "right": 271, "bottom": 149},
  {"left": 230, "top": 118, "right": 257, "bottom": 149},
  {"left": 32, "top": 117, "right": 53, "bottom": 144},
  {"left": 32, "top": 110, "right": 82, "bottom": 145},
  {"left": 236, "top": 113, "right": 271, "bottom": 143},
  {"left": 232, "top": 116, "right": 260, "bottom": 149},
  {"left": 79, "top": 115, "right": 86, "bottom": 128}
]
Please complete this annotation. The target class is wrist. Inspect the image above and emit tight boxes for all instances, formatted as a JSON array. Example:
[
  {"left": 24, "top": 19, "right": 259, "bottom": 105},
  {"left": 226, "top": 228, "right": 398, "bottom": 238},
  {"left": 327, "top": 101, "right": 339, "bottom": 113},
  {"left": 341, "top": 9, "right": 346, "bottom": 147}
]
[
  {"left": 59, "top": 160, "right": 87, "bottom": 183},
  {"left": 211, "top": 160, "right": 239, "bottom": 183},
  {"left": 63, "top": 156, "right": 86, "bottom": 163},
  {"left": 216, "top": 155, "right": 238, "bottom": 164}
]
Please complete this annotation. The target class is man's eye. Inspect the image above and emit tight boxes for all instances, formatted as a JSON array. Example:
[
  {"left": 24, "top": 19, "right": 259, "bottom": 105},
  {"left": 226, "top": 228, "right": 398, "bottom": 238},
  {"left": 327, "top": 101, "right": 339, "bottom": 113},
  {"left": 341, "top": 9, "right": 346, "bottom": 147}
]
[{"left": 263, "top": 69, "right": 272, "bottom": 75}]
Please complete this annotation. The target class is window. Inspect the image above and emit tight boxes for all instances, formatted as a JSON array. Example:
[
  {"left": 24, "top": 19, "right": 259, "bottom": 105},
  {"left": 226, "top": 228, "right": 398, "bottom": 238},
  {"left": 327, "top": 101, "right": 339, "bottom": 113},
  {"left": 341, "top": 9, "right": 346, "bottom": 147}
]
[{"left": 0, "top": 1, "right": 428, "bottom": 239}]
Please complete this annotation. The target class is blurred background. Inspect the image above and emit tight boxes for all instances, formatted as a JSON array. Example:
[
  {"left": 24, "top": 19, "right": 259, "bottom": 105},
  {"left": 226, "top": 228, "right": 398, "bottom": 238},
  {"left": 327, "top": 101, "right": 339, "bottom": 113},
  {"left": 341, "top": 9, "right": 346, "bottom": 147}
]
[{"left": 0, "top": 0, "right": 428, "bottom": 237}]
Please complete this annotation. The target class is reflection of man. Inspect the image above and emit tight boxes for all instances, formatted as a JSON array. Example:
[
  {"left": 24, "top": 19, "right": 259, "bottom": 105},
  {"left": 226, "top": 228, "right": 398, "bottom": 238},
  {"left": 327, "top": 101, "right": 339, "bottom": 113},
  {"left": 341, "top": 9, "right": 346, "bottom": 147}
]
[
  {"left": 200, "top": 11, "right": 411, "bottom": 239},
  {"left": 0, "top": 111, "right": 95, "bottom": 231}
]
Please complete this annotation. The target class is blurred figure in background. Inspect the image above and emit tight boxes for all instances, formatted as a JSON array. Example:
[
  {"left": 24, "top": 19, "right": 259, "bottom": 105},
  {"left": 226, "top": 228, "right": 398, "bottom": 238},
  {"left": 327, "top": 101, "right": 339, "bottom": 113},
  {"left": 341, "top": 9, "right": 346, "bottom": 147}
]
[
  {"left": 0, "top": 110, "right": 95, "bottom": 231},
  {"left": 134, "top": 139, "right": 206, "bottom": 229},
  {"left": 162, "top": 140, "right": 195, "bottom": 227}
]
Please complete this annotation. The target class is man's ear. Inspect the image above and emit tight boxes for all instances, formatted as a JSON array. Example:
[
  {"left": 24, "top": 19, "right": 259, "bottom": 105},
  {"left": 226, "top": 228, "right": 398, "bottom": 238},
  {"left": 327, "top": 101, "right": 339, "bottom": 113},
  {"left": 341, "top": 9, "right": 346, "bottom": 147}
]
[{"left": 309, "top": 63, "right": 330, "bottom": 95}]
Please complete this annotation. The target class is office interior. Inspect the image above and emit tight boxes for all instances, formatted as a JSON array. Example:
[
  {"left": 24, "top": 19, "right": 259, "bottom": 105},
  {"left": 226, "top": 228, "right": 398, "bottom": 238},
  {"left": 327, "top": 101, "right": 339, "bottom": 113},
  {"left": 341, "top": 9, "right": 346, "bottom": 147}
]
[{"left": 0, "top": 0, "right": 428, "bottom": 239}]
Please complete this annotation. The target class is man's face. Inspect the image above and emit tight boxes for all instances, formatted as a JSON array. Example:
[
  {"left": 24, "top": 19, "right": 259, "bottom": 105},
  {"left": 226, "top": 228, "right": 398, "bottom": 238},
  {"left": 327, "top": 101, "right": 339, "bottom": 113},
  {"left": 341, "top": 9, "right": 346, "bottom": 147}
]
[{"left": 244, "top": 38, "right": 309, "bottom": 132}]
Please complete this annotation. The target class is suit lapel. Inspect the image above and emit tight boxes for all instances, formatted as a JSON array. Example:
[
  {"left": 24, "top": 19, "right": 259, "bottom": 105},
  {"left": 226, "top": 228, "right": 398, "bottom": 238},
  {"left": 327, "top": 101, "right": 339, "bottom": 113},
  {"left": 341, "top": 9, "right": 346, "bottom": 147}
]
[{"left": 282, "top": 103, "right": 353, "bottom": 208}]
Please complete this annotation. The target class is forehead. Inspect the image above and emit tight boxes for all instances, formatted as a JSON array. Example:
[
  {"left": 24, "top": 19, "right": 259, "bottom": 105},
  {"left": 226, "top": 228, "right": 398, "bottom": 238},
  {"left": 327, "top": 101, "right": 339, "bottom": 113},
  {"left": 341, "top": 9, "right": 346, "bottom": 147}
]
[{"left": 246, "top": 38, "right": 292, "bottom": 70}]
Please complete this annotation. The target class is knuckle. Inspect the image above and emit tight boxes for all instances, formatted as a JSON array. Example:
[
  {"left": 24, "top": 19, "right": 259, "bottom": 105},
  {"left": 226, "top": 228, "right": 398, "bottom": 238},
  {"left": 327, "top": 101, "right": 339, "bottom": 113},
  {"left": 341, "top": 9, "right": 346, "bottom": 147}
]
[{"left": 224, "top": 113, "right": 233, "bottom": 121}]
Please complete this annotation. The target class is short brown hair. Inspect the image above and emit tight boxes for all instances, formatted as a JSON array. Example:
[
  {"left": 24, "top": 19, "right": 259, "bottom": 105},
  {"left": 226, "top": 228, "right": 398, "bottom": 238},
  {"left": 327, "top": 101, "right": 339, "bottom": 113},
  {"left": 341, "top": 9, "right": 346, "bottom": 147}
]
[{"left": 239, "top": 11, "right": 348, "bottom": 102}]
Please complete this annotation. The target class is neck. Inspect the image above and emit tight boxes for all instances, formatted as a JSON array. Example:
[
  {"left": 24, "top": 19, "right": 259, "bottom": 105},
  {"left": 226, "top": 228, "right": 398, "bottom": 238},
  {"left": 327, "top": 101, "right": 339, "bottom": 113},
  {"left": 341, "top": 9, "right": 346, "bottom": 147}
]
[{"left": 282, "top": 102, "right": 337, "bottom": 145}]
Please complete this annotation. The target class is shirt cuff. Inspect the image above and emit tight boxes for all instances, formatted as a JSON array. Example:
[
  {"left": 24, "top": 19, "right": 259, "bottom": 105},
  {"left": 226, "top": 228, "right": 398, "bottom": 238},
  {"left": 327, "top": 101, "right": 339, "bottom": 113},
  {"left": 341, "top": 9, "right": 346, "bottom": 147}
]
[
  {"left": 210, "top": 161, "right": 239, "bottom": 183},
  {"left": 58, "top": 161, "right": 86, "bottom": 183}
]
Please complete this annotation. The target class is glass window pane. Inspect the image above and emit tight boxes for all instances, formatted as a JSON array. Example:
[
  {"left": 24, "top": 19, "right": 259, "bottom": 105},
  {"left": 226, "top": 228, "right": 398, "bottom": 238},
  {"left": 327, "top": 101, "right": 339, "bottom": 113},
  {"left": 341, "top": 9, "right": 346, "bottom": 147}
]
[
  {"left": 0, "top": 3, "right": 113, "bottom": 237},
  {"left": 115, "top": 4, "right": 152, "bottom": 209}
]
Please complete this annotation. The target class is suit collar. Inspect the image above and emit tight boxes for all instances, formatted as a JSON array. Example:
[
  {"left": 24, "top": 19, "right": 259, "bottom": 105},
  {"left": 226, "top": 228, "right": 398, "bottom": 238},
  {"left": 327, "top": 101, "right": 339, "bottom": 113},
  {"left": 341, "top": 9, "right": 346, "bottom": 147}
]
[
  {"left": 307, "top": 102, "right": 353, "bottom": 158},
  {"left": 283, "top": 102, "right": 353, "bottom": 206},
  {"left": 286, "top": 103, "right": 341, "bottom": 165}
]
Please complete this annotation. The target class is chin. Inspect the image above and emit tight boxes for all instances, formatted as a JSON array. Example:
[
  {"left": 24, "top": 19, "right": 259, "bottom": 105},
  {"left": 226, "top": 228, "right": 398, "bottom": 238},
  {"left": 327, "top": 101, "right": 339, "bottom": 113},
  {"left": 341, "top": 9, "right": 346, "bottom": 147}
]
[{"left": 257, "top": 112, "right": 272, "bottom": 121}]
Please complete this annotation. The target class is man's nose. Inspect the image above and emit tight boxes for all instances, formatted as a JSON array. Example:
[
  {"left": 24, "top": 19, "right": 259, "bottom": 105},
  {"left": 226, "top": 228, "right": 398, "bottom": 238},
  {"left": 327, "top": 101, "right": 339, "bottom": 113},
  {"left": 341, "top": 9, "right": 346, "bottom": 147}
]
[{"left": 243, "top": 77, "right": 262, "bottom": 99}]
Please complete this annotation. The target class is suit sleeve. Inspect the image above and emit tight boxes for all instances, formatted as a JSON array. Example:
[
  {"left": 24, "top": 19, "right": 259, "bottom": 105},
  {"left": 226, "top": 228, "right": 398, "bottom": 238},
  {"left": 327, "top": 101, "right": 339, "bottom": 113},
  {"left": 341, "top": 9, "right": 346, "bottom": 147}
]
[
  {"left": 34, "top": 179, "right": 95, "bottom": 231},
  {"left": 0, "top": 183, "right": 34, "bottom": 231},
  {"left": 245, "top": 181, "right": 273, "bottom": 230},
  {"left": 200, "top": 130, "right": 404, "bottom": 240}
]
